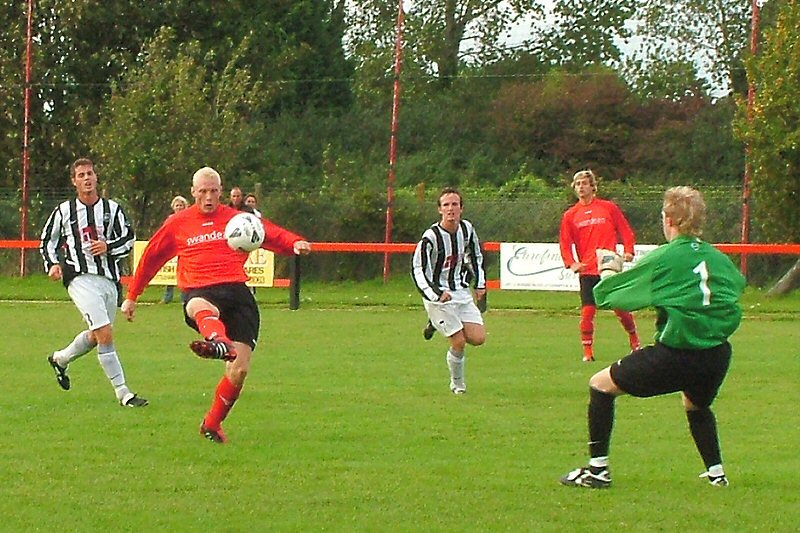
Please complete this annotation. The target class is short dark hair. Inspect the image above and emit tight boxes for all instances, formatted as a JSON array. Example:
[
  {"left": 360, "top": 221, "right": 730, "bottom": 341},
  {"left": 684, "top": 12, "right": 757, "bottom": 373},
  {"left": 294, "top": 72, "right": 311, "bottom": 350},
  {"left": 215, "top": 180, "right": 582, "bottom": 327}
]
[
  {"left": 437, "top": 187, "right": 463, "bottom": 207},
  {"left": 71, "top": 158, "right": 94, "bottom": 178}
]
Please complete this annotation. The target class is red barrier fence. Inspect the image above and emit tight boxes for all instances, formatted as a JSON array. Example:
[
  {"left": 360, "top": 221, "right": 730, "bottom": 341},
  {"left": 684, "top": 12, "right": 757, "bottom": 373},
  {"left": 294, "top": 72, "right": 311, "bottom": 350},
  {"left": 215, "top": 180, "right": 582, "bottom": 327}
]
[
  {"left": 307, "top": 241, "right": 800, "bottom": 255},
  {"left": 5, "top": 239, "right": 799, "bottom": 254},
  {"left": 0, "top": 240, "right": 40, "bottom": 249},
  {"left": 5, "top": 240, "right": 799, "bottom": 309}
]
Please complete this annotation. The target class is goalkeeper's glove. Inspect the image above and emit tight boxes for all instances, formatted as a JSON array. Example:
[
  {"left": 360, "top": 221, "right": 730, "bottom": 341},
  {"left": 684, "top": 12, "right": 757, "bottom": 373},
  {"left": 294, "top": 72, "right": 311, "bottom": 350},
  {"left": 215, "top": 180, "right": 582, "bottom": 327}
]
[{"left": 596, "top": 248, "right": 623, "bottom": 279}]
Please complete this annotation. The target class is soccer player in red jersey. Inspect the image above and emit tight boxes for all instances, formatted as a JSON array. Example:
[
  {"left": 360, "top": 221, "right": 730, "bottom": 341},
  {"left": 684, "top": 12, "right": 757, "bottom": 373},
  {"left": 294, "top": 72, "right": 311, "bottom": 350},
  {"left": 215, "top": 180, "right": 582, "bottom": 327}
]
[
  {"left": 121, "top": 167, "right": 311, "bottom": 443},
  {"left": 559, "top": 170, "right": 640, "bottom": 362}
]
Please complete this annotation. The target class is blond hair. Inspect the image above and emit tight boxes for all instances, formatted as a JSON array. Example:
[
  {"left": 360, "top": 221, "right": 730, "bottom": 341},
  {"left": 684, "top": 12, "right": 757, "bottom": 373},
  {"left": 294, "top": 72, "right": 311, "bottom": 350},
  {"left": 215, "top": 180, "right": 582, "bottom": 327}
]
[
  {"left": 170, "top": 195, "right": 188, "bottom": 210},
  {"left": 663, "top": 186, "right": 706, "bottom": 237},
  {"left": 571, "top": 169, "right": 597, "bottom": 191},
  {"left": 192, "top": 166, "right": 221, "bottom": 187}
]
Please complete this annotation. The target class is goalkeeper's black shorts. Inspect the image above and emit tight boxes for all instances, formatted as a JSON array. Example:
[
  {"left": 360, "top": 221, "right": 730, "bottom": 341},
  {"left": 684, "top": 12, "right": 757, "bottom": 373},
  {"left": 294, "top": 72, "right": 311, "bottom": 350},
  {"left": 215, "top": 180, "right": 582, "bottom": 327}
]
[{"left": 610, "top": 341, "right": 732, "bottom": 408}]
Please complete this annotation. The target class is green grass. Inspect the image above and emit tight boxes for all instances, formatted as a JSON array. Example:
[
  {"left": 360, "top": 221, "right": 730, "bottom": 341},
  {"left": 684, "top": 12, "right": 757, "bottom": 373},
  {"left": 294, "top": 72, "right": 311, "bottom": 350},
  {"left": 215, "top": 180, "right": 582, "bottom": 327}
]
[{"left": 2, "top": 276, "right": 799, "bottom": 531}]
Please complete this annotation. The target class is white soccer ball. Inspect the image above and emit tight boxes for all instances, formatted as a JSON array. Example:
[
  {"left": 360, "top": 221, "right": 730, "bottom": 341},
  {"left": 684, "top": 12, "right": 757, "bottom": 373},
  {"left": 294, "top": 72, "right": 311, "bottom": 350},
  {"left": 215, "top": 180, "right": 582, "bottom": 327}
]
[{"left": 224, "top": 212, "right": 265, "bottom": 252}]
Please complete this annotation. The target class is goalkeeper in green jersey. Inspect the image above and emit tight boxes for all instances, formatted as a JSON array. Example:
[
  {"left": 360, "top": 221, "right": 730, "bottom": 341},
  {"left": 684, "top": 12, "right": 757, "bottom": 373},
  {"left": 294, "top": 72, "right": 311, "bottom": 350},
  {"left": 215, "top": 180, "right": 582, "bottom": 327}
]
[{"left": 561, "top": 186, "right": 746, "bottom": 489}]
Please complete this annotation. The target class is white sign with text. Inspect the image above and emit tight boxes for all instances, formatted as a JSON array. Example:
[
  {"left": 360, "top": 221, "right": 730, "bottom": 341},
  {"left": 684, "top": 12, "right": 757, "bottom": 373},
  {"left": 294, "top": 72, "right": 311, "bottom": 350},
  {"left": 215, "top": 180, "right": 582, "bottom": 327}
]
[{"left": 499, "top": 243, "right": 657, "bottom": 291}]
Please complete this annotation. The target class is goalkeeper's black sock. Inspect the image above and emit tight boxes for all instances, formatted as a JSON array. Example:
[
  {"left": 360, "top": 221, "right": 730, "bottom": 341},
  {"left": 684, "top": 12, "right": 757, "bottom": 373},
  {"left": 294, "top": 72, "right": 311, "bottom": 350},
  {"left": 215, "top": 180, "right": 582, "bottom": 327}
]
[
  {"left": 588, "top": 387, "right": 615, "bottom": 458},
  {"left": 687, "top": 407, "right": 722, "bottom": 469}
]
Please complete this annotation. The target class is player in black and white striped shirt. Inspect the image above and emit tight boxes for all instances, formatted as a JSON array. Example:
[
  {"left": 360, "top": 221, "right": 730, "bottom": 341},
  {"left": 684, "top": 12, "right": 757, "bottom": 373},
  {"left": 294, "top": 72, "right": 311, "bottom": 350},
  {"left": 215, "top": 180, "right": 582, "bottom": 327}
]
[
  {"left": 40, "top": 158, "right": 147, "bottom": 407},
  {"left": 411, "top": 188, "right": 486, "bottom": 394}
]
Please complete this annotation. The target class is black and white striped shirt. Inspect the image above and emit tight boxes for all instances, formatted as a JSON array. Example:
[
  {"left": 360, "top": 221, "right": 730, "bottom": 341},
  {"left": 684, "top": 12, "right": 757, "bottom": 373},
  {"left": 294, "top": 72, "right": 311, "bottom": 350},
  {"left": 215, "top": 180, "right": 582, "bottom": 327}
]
[
  {"left": 411, "top": 219, "right": 486, "bottom": 302},
  {"left": 40, "top": 197, "right": 135, "bottom": 284}
]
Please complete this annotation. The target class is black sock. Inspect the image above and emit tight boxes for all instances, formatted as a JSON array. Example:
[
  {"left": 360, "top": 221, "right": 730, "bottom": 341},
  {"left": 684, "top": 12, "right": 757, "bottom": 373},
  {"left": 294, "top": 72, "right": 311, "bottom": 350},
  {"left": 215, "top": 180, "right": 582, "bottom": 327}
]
[
  {"left": 588, "top": 387, "right": 615, "bottom": 459},
  {"left": 687, "top": 408, "right": 722, "bottom": 469}
]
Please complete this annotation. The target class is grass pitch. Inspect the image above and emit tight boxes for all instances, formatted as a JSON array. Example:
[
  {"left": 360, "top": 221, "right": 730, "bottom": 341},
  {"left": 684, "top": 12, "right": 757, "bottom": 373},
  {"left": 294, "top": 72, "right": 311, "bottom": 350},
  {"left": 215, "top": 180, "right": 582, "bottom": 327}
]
[{"left": 2, "top": 276, "right": 798, "bottom": 531}]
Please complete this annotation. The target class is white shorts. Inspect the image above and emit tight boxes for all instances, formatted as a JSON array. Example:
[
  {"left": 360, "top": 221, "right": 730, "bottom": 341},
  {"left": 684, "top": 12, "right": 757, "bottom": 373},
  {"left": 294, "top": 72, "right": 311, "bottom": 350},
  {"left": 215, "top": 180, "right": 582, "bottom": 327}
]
[
  {"left": 67, "top": 274, "right": 118, "bottom": 331},
  {"left": 423, "top": 288, "right": 484, "bottom": 337}
]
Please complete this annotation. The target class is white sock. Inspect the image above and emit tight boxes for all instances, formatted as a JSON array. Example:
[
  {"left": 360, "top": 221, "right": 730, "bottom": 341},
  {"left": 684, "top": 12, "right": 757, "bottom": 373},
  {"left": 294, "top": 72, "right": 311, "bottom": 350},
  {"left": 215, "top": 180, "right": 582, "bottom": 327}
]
[
  {"left": 446, "top": 349, "right": 465, "bottom": 383},
  {"left": 54, "top": 330, "right": 96, "bottom": 366},
  {"left": 589, "top": 457, "right": 609, "bottom": 469},
  {"left": 97, "top": 344, "right": 130, "bottom": 400},
  {"left": 707, "top": 464, "right": 724, "bottom": 477}
]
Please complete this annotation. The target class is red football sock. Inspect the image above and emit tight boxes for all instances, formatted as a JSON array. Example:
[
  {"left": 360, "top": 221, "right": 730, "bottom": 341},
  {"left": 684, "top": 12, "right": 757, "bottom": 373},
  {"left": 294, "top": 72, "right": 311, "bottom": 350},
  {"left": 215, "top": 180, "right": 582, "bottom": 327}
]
[
  {"left": 614, "top": 309, "right": 640, "bottom": 349},
  {"left": 580, "top": 305, "right": 596, "bottom": 354},
  {"left": 204, "top": 375, "right": 242, "bottom": 430},
  {"left": 195, "top": 309, "right": 228, "bottom": 341}
]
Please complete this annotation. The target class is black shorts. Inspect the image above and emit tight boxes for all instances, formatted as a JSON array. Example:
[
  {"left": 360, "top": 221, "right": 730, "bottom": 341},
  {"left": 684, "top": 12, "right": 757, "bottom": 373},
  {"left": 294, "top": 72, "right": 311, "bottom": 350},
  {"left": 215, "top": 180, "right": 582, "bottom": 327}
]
[
  {"left": 183, "top": 283, "right": 260, "bottom": 349},
  {"left": 579, "top": 275, "right": 601, "bottom": 306},
  {"left": 610, "top": 342, "right": 731, "bottom": 408}
]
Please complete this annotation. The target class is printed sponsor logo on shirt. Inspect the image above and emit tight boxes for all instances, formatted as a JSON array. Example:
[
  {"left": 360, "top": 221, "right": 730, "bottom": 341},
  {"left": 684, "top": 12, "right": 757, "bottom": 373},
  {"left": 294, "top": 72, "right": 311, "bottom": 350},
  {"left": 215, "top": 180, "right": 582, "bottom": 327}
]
[
  {"left": 576, "top": 217, "right": 607, "bottom": 228},
  {"left": 186, "top": 230, "right": 225, "bottom": 246}
]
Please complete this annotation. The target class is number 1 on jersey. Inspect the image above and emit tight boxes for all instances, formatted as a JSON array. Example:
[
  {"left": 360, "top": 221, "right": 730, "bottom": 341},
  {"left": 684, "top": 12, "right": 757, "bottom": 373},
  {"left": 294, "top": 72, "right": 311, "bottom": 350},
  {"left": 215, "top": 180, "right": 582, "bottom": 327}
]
[{"left": 692, "top": 260, "right": 711, "bottom": 306}]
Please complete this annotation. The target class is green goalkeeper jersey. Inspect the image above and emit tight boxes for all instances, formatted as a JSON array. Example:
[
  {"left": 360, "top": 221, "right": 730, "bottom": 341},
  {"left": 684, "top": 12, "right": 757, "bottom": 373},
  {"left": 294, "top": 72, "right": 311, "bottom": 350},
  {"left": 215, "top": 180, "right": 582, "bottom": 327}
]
[{"left": 593, "top": 235, "right": 746, "bottom": 349}]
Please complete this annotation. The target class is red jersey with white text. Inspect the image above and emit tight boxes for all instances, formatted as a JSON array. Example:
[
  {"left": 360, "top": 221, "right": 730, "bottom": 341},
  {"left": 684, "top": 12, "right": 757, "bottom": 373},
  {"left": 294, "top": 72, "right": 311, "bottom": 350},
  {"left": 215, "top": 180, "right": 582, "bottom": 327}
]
[
  {"left": 559, "top": 198, "right": 635, "bottom": 276},
  {"left": 127, "top": 204, "right": 302, "bottom": 300}
]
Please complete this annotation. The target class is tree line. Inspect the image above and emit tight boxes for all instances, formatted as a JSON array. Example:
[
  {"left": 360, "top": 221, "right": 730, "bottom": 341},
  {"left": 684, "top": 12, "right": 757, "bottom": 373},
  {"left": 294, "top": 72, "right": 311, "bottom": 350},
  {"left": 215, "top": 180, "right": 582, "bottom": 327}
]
[{"left": 0, "top": 0, "right": 797, "bottom": 254}]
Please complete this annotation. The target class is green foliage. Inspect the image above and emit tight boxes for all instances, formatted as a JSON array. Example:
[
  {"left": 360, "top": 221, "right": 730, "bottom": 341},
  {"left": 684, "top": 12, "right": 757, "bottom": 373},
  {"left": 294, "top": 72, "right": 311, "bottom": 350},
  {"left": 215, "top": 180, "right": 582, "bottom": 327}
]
[
  {"left": 626, "top": 95, "right": 744, "bottom": 185},
  {"left": 0, "top": 2, "right": 25, "bottom": 188},
  {"left": 623, "top": 57, "right": 710, "bottom": 100},
  {"left": 497, "top": 166, "right": 553, "bottom": 196},
  {"left": 490, "top": 67, "right": 638, "bottom": 180},
  {"left": 735, "top": 0, "right": 800, "bottom": 243},
  {"left": 0, "top": 1, "right": 353, "bottom": 197},
  {"left": 345, "top": 0, "right": 542, "bottom": 89},
  {"left": 542, "top": 0, "right": 633, "bottom": 67},
  {"left": 634, "top": 0, "right": 752, "bottom": 94},
  {"left": 0, "top": 0, "right": 757, "bottom": 248},
  {"left": 90, "top": 29, "right": 267, "bottom": 231}
]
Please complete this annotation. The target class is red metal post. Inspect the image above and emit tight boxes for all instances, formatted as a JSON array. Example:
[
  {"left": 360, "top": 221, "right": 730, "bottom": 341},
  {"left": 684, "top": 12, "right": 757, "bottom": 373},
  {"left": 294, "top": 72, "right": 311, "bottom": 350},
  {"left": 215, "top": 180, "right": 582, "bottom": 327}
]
[
  {"left": 20, "top": 0, "right": 35, "bottom": 276},
  {"left": 383, "top": 0, "right": 405, "bottom": 283},
  {"left": 741, "top": 0, "right": 760, "bottom": 275}
]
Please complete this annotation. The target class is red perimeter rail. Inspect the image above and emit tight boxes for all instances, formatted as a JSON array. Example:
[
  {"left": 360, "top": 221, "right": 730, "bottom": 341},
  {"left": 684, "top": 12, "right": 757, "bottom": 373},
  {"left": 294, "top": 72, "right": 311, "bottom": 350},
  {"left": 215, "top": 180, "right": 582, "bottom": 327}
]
[
  {"left": 5, "top": 240, "right": 799, "bottom": 309},
  {"left": 307, "top": 242, "right": 800, "bottom": 255},
  {"left": 5, "top": 240, "right": 800, "bottom": 254}
]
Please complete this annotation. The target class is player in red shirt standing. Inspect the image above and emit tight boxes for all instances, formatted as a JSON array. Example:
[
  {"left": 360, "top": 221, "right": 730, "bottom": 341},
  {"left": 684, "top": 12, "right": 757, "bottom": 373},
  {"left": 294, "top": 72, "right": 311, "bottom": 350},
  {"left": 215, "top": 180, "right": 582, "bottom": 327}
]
[
  {"left": 559, "top": 170, "right": 640, "bottom": 362},
  {"left": 121, "top": 167, "right": 311, "bottom": 443}
]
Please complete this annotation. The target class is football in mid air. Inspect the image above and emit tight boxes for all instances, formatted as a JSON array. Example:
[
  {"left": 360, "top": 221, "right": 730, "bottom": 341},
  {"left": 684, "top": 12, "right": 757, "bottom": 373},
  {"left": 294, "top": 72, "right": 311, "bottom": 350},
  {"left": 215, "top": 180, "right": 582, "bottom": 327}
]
[{"left": 224, "top": 212, "right": 265, "bottom": 252}]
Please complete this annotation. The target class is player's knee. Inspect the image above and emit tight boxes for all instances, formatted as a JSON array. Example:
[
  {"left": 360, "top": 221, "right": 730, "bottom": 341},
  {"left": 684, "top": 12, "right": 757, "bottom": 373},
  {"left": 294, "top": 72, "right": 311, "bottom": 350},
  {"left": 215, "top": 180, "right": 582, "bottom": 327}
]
[
  {"left": 186, "top": 297, "right": 218, "bottom": 318},
  {"left": 468, "top": 332, "right": 486, "bottom": 346},
  {"left": 589, "top": 368, "right": 617, "bottom": 393},
  {"left": 92, "top": 325, "right": 113, "bottom": 345},
  {"left": 682, "top": 393, "right": 706, "bottom": 411},
  {"left": 449, "top": 334, "right": 467, "bottom": 353}
]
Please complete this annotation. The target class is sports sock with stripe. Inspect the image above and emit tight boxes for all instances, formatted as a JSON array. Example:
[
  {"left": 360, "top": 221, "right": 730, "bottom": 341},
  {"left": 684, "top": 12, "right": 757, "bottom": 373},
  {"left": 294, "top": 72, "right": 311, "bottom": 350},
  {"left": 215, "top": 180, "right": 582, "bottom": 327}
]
[{"left": 54, "top": 330, "right": 96, "bottom": 366}]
